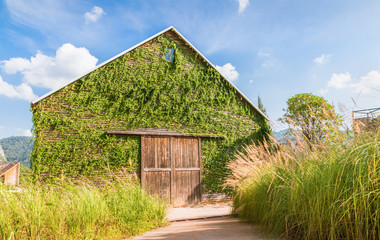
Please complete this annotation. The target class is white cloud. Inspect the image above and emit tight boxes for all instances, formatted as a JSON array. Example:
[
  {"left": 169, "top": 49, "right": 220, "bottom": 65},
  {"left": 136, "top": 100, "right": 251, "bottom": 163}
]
[
  {"left": 16, "top": 128, "right": 32, "bottom": 137},
  {"left": 22, "top": 129, "right": 32, "bottom": 137},
  {"left": 327, "top": 72, "right": 352, "bottom": 89},
  {"left": 4, "top": 1, "right": 111, "bottom": 49},
  {"left": 0, "top": 126, "right": 4, "bottom": 130},
  {"left": 1, "top": 43, "right": 98, "bottom": 90},
  {"left": 326, "top": 71, "right": 380, "bottom": 94},
  {"left": 313, "top": 54, "right": 331, "bottom": 64},
  {"left": 84, "top": 6, "right": 104, "bottom": 23},
  {"left": 2, "top": 57, "right": 30, "bottom": 74},
  {"left": 236, "top": 0, "right": 250, "bottom": 13},
  {"left": 5, "top": 0, "right": 68, "bottom": 30},
  {"left": 257, "top": 50, "right": 270, "bottom": 57},
  {"left": 0, "top": 75, "right": 37, "bottom": 101},
  {"left": 249, "top": 79, "right": 254, "bottom": 84},
  {"left": 215, "top": 63, "right": 239, "bottom": 81},
  {"left": 353, "top": 70, "right": 380, "bottom": 93},
  {"left": 261, "top": 59, "right": 276, "bottom": 68}
]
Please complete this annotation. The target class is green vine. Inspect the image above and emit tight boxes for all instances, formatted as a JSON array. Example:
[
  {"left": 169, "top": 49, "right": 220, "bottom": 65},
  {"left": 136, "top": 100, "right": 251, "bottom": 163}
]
[{"left": 31, "top": 30, "right": 270, "bottom": 192}]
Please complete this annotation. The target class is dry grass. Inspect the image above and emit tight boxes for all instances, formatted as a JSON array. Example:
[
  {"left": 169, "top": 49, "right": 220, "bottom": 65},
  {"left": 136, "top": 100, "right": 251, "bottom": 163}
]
[{"left": 226, "top": 124, "right": 380, "bottom": 239}]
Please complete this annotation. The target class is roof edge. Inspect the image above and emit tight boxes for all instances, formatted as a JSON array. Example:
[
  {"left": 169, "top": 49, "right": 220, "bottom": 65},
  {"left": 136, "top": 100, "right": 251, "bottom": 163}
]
[
  {"left": 31, "top": 26, "right": 269, "bottom": 121},
  {"left": 170, "top": 28, "right": 269, "bottom": 121},
  {"left": 0, "top": 162, "right": 20, "bottom": 176}
]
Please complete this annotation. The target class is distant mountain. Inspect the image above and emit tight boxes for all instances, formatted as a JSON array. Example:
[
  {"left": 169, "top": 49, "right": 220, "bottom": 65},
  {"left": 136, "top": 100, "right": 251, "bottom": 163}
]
[
  {"left": 273, "top": 129, "right": 288, "bottom": 140},
  {"left": 273, "top": 129, "right": 299, "bottom": 143},
  {"left": 273, "top": 129, "right": 290, "bottom": 142},
  {"left": 0, "top": 136, "right": 33, "bottom": 167}
]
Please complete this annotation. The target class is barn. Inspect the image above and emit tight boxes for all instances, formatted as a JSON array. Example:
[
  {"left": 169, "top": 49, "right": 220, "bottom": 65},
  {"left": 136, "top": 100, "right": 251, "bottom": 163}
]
[
  {"left": 0, "top": 162, "right": 20, "bottom": 185},
  {"left": 31, "top": 26, "right": 270, "bottom": 206}
]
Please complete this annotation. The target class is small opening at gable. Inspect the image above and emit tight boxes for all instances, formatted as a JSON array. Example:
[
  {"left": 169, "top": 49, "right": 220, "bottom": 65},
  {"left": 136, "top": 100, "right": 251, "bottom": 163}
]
[{"left": 164, "top": 47, "right": 175, "bottom": 62}]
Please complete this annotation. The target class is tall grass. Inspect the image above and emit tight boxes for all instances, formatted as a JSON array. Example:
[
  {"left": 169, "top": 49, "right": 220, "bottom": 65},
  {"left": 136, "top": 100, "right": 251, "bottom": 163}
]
[
  {"left": 0, "top": 182, "right": 167, "bottom": 239},
  {"left": 227, "top": 128, "right": 379, "bottom": 239}
]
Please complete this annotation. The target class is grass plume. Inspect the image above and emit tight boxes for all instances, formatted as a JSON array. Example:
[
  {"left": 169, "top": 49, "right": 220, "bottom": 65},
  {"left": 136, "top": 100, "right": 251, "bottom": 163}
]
[{"left": 227, "top": 126, "right": 379, "bottom": 239}]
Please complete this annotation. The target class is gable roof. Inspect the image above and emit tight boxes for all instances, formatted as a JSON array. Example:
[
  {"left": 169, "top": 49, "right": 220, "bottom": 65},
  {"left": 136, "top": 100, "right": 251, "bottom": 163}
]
[
  {"left": 0, "top": 162, "right": 20, "bottom": 177},
  {"left": 31, "top": 26, "right": 268, "bottom": 120}
]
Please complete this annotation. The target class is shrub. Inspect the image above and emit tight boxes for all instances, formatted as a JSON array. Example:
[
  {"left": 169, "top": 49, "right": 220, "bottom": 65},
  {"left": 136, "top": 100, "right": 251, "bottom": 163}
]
[
  {"left": 227, "top": 128, "right": 380, "bottom": 239},
  {"left": 0, "top": 182, "right": 167, "bottom": 239}
]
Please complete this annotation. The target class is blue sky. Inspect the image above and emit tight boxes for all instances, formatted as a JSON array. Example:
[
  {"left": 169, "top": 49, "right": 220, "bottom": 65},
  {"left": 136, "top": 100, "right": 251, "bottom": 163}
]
[{"left": 1, "top": 0, "right": 380, "bottom": 139}]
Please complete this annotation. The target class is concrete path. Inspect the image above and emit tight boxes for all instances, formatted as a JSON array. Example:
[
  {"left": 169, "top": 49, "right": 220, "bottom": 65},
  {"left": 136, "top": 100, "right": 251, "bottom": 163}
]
[
  {"left": 166, "top": 203, "right": 232, "bottom": 221},
  {"left": 131, "top": 217, "right": 273, "bottom": 240}
]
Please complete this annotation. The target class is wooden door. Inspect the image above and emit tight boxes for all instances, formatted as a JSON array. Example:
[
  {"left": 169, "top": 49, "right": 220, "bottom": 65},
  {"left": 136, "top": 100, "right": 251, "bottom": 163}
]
[{"left": 141, "top": 136, "right": 201, "bottom": 206}]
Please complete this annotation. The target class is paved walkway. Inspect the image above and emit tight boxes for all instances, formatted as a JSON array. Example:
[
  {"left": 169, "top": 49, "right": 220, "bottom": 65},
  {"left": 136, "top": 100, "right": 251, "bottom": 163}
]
[
  {"left": 131, "top": 217, "right": 273, "bottom": 240},
  {"left": 166, "top": 203, "right": 233, "bottom": 221},
  {"left": 130, "top": 203, "right": 276, "bottom": 240}
]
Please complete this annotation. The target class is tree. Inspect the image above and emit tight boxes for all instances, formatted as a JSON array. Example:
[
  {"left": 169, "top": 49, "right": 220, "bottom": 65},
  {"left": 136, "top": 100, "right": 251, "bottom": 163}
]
[
  {"left": 258, "top": 95, "right": 267, "bottom": 115},
  {"left": 280, "top": 93, "right": 342, "bottom": 143}
]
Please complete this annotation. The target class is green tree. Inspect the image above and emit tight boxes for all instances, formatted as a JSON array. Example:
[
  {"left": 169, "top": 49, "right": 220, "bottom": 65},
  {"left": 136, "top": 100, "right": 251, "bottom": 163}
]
[
  {"left": 257, "top": 95, "right": 272, "bottom": 139},
  {"left": 258, "top": 95, "right": 267, "bottom": 115},
  {"left": 280, "top": 93, "right": 342, "bottom": 143}
]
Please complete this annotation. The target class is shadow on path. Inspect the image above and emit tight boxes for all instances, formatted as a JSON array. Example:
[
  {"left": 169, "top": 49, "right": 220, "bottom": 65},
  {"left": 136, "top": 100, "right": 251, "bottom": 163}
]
[{"left": 130, "top": 217, "right": 275, "bottom": 240}]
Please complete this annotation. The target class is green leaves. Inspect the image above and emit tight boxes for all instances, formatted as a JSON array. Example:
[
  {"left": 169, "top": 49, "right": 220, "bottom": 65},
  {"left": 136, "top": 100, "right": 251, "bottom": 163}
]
[
  {"left": 31, "top": 33, "right": 270, "bottom": 192},
  {"left": 280, "top": 93, "right": 343, "bottom": 143}
]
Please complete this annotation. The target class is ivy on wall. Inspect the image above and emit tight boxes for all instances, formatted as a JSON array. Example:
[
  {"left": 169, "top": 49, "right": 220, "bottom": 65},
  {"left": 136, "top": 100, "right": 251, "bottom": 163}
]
[{"left": 31, "top": 30, "right": 270, "bottom": 192}]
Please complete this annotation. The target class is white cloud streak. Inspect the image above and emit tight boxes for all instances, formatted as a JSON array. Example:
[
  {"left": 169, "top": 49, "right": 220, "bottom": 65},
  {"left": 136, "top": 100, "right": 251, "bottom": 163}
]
[
  {"left": 1, "top": 43, "right": 98, "bottom": 90},
  {"left": 4, "top": 0, "right": 111, "bottom": 49},
  {"left": 257, "top": 50, "right": 270, "bottom": 57},
  {"left": 215, "top": 63, "right": 239, "bottom": 81},
  {"left": 353, "top": 71, "right": 380, "bottom": 93},
  {"left": 22, "top": 129, "right": 32, "bottom": 137},
  {"left": 328, "top": 72, "right": 352, "bottom": 89},
  {"left": 16, "top": 128, "right": 32, "bottom": 137},
  {"left": 313, "top": 54, "right": 331, "bottom": 64},
  {"left": 84, "top": 6, "right": 104, "bottom": 23},
  {"left": 0, "top": 75, "right": 37, "bottom": 101},
  {"left": 236, "top": 0, "right": 250, "bottom": 13},
  {"left": 325, "top": 71, "right": 380, "bottom": 93}
]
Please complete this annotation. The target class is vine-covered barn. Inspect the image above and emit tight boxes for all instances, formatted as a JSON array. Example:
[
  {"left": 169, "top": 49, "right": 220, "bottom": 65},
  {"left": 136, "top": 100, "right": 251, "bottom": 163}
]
[{"left": 31, "top": 26, "right": 270, "bottom": 205}]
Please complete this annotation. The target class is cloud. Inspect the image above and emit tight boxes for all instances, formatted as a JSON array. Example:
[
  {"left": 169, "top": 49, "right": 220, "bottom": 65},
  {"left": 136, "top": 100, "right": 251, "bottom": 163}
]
[
  {"left": 0, "top": 75, "right": 37, "bottom": 101},
  {"left": 215, "top": 63, "right": 239, "bottom": 81},
  {"left": 327, "top": 72, "right": 352, "bottom": 89},
  {"left": 249, "top": 79, "right": 254, "bottom": 84},
  {"left": 1, "top": 43, "right": 98, "bottom": 90},
  {"left": 326, "top": 71, "right": 380, "bottom": 93},
  {"left": 261, "top": 59, "right": 275, "bottom": 68},
  {"left": 353, "top": 70, "right": 380, "bottom": 93},
  {"left": 16, "top": 128, "right": 32, "bottom": 137},
  {"left": 313, "top": 54, "right": 331, "bottom": 64},
  {"left": 84, "top": 6, "right": 104, "bottom": 23},
  {"left": 4, "top": 0, "right": 111, "bottom": 49},
  {"left": 22, "top": 129, "right": 33, "bottom": 137},
  {"left": 257, "top": 50, "right": 270, "bottom": 57},
  {"left": 0, "top": 126, "right": 4, "bottom": 130},
  {"left": 236, "top": 0, "right": 250, "bottom": 13},
  {"left": 5, "top": 0, "right": 67, "bottom": 29}
]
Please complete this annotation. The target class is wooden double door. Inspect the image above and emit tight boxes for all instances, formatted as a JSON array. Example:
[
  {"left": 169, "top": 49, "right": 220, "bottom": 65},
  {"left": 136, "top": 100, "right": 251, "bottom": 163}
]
[{"left": 141, "top": 136, "right": 201, "bottom": 206}]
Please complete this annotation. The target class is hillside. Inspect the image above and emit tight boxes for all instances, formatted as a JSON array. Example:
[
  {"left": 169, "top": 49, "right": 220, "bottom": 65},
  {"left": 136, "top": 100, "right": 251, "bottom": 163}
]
[{"left": 0, "top": 136, "right": 33, "bottom": 167}]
